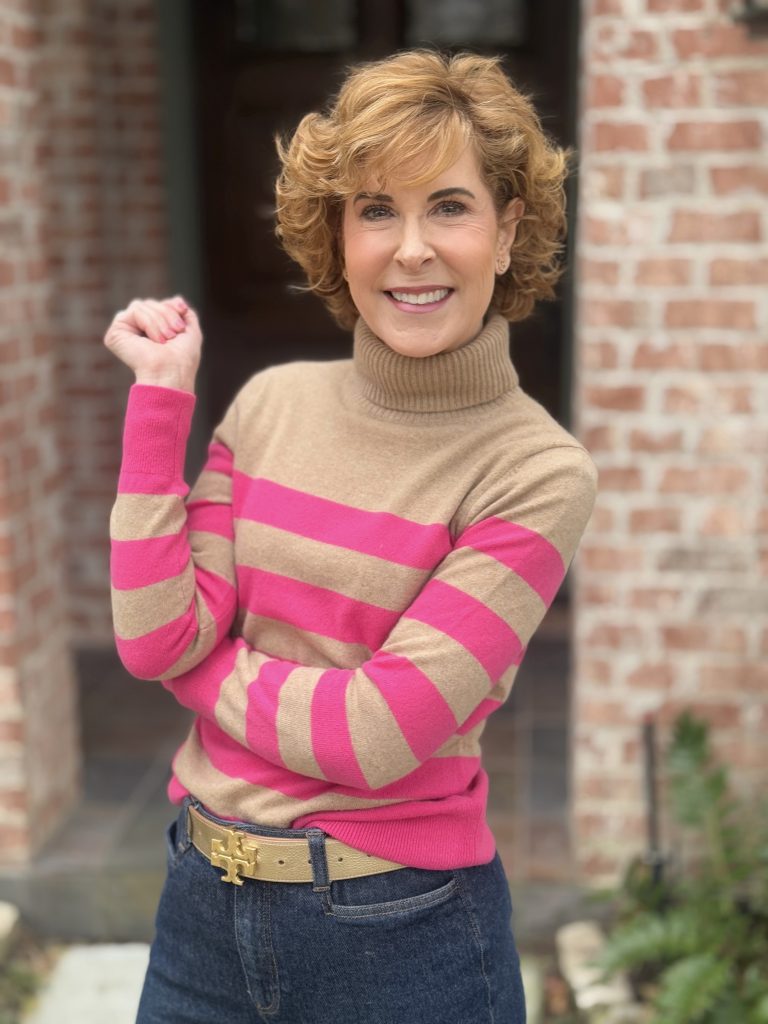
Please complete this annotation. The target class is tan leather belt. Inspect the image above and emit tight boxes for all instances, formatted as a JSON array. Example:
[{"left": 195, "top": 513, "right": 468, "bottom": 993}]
[{"left": 187, "top": 805, "right": 405, "bottom": 886}]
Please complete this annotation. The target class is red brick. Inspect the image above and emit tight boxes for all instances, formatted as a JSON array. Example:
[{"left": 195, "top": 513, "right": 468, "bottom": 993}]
[
  {"left": 593, "top": 122, "right": 650, "bottom": 151},
  {"left": 626, "top": 663, "right": 675, "bottom": 688},
  {"left": 709, "top": 259, "right": 768, "bottom": 287},
  {"left": 669, "top": 210, "right": 760, "bottom": 243},
  {"left": 642, "top": 73, "right": 701, "bottom": 108},
  {"left": 582, "top": 260, "right": 620, "bottom": 286},
  {"left": 710, "top": 166, "right": 768, "bottom": 196},
  {"left": 668, "top": 120, "right": 761, "bottom": 151},
  {"left": 586, "top": 623, "right": 645, "bottom": 648},
  {"left": 581, "top": 545, "right": 645, "bottom": 571},
  {"left": 598, "top": 467, "right": 644, "bottom": 491},
  {"left": 629, "top": 428, "right": 684, "bottom": 453},
  {"left": 583, "top": 341, "right": 620, "bottom": 370},
  {"left": 581, "top": 659, "right": 615, "bottom": 687},
  {"left": 699, "top": 506, "right": 747, "bottom": 537},
  {"left": 632, "top": 342, "right": 693, "bottom": 370},
  {"left": 630, "top": 508, "right": 682, "bottom": 533},
  {"left": 594, "top": 26, "right": 658, "bottom": 60},
  {"left": 584, "top": 385, "right": 645, "bottom": 411},
  {"left": 0, "top": 58, "right": 16, "bottom": 86},
  {"left": 672, "top": 24, "right": 768, "bottom": 60},
  {"left": 581, "top": 701, "right": 634, "bottom": 726},
  {"left": 587, "top": 74, "right": 625, "bottom": 107},
  {"left": 661, "top": 625, "right": 746, "bottom": 654},
  {"left": 584, "top": 216, "right": 631, "bottom": 246},
  {"left": 635, "top": 259, "right": 691, "bottom": 286},
  {"left": 585, "top": 301, "right": 645, "bottom": 328},
  {"left": 629, "top": 588, "right": 683, "bottom": 610},
  {"left": 581, "top": 425, "right": 617, "bottom": 451},
  {"left": 660, "top": 466, "right": 751, "bottom": 494},
  {"left": 582, "top": 582, "right": 619, "bottom": 605},
  {"left": 700, "top": 663, "right": 768, "bottom": 696},
  {"left": 715, "top": 69, "right": 768, "bottom": 106},
  {"left": 665, "top": 300, "right": 755, "bottom": 330},
  {"left": 663, "top": 385, "right": 708, "bottom": 413}
]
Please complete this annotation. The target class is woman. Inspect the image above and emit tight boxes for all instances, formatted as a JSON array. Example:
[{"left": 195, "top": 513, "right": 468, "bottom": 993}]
[{"left": 105, "top": 50, "right": 596, "bottom": 1023}]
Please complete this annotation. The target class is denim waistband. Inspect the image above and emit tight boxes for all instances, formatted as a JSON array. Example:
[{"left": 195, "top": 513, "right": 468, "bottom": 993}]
[{"left": 183, "top": 796, "right": 326, "bottom": 840}]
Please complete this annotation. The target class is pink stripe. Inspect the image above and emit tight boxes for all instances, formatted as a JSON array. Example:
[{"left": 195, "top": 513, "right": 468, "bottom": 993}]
[
  {"left": 198, "top": 718, "right": 330, "bottom": 798},
  {"left": 455, "top": 698, "right": 504, "bottom": 735},
  {"left": 115, "top": 605, "right": 198, "bottom": 679},
  {"left": 111, "top": 534, "right": 185, "bottom": 589},
  {"left": 232, "top": 475, "right": 451, "bottom": 570},
  {"left": 405, "top": 579, "right": 524, "bottom": 681},
  {"left": 364, "top": 653, "right": 457, "bottom": 762},
  {"left": 238, "top": 566, "right": 397, "bottom": 649},
  {"left": 187, "top": 501, "right": 234, "bottom": 539},
  {"left": 245, "top": 661, "right": 294, "bottom": 768},
  {"left": 311, "top": 670, "right": 369, "bottom": 789},
  {"left": 205, "top": 442, "right": 233, "bottom": 476},
  {"left": 456, "top": 518, "right": 565, "bottom": 606},
  {"left": 165, "top": 639, "right": 239, "bottom": 717},
  {"left": 198, "top": 710, "right": 480, "bottom": 801}
]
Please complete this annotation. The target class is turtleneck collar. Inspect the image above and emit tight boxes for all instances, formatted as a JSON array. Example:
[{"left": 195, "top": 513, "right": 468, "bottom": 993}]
[{"left": 351, "top": 314, "right": 519, "bottom": 415}]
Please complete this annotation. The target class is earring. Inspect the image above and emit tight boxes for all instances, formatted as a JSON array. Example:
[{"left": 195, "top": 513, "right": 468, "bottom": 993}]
[{"left": 496, "top": 256, "right": 509, "bottom": 275}]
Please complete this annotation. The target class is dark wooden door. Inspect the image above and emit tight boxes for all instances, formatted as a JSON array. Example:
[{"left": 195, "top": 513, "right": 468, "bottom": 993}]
[{"left": 191, "top": 1, "right": 578, "bottom": 428}]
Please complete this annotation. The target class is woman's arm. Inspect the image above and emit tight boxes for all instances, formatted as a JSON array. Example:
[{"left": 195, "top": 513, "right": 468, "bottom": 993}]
[
  {"left": 105, "top": 298, "right": 238, "bottom": 679},
  {"left": 164, "top": 446, "right": 598, "bottom": 792}
]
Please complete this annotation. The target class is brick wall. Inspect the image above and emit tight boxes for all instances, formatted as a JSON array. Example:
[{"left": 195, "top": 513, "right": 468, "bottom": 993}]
[
  {"left": 0, "top": 0, "right": 168, "bottom": 863},
  {"left": 572, "top": 0, "right": 768, "bottom": 883}
]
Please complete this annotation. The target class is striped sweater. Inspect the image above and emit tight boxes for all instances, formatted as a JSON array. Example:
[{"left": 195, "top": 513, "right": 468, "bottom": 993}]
[{"left": 110, "top": 314, "right": 597, "bottom": 870}]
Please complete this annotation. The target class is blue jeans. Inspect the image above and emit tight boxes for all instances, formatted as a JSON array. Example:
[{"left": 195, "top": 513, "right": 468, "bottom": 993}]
[{"left": 136, "top": 800, "right": 526, "bottom": 1023}]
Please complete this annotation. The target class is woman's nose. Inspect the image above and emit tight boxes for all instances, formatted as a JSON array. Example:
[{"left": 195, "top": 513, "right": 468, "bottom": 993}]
[{"left": 394, "top": 218, "right": 435, "bottom": 269}]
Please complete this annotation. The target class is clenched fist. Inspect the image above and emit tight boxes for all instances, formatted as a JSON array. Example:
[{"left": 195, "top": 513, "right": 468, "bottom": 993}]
[{"left": 104, "top": 295, "right": 202, "bottom": 394}]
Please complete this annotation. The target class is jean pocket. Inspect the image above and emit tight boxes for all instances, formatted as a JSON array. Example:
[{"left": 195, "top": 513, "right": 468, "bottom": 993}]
[{"left": 328, "top": 867, "right": 458, "bottom": 920}]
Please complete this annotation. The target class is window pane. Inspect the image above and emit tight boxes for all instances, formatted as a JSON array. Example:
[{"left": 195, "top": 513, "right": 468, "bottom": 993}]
[
  {"left": 235, "top": 0, "right": 356, "bottom": 52},
  {"left": 407, "top": 0, "right": 527, "bottom": 47}
]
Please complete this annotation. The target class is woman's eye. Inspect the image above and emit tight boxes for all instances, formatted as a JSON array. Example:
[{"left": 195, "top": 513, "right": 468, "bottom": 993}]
[
  {"left": 360, "top": 205, "right": 393, "bottom": 221},
  {"left": 434, "top": 200, "right": 467, "bottom": 216}
]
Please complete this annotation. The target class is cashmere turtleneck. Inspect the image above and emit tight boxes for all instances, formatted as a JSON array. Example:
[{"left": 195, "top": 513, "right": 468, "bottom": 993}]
[{"left": 352, "top": 313, "right": 519, "bottom": 414}]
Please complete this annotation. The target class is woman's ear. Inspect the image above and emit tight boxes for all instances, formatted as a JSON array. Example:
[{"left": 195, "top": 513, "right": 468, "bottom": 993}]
[{"left": 497, "top": 197, "right": 525, "bottom": 256}]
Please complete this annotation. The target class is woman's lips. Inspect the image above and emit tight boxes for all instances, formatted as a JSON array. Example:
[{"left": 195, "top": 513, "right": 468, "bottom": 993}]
[{"left": 385, "top": 287, "right": 453, "bottom": 313}]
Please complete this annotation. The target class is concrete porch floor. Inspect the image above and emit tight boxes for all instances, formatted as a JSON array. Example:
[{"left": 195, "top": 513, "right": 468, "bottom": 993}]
[{"left": 1, "top": 605, "right": 591, "bottom": 947}]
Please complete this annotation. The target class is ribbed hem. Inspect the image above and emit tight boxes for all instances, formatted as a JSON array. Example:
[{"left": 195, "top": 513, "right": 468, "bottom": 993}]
[
  {"left": 352, "top": 314, "right": 518, "bottom": 414},
  {"left": 119, "top": 384, "right": 196, "bottom": 485}
]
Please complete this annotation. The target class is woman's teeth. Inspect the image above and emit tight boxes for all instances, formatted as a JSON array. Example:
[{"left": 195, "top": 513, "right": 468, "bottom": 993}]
[{"left": 390, "top": 288, "right": 450, "bottom": 305}]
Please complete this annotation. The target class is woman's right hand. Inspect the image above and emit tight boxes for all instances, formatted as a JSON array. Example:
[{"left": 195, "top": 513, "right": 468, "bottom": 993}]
[{"left": 104, "top": 295, "right": 202, "bottom": 394}]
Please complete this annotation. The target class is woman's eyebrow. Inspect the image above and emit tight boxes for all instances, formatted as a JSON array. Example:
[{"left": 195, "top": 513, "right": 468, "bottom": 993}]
[
  {"left": 427, "top": 187, "right": 476, "bottom": 201},
  {"left": 352, "top": 191, "right": 393, "bottom": 203},
  {"left": 352, "top": 186, "right": 476, "bottom": 204}
]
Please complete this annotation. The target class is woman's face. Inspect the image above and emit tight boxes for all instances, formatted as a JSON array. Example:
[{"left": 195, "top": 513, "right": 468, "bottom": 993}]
[{"left": 342, "top": 148, "right": 523, "bottom": 358}]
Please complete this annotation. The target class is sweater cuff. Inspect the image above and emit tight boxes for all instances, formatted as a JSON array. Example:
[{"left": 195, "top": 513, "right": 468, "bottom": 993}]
[{"left": 119, "top": 383, "right": 196, "bottom": 486}]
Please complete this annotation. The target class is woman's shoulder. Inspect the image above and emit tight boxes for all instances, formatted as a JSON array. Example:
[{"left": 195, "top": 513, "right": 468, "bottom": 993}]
[{"left": 230, "top": 357, "right": 350, "bottom": 409}]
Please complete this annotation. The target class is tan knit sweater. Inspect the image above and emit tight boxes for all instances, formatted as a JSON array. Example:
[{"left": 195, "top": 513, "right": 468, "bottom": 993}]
[{"left": 110, "top": 314, "right": 597, "bottom": 868}]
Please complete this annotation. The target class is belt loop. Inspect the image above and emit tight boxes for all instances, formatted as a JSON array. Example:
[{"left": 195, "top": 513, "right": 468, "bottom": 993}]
[{"left": 306, "top": 829, "right": 330, "bottom": 892}]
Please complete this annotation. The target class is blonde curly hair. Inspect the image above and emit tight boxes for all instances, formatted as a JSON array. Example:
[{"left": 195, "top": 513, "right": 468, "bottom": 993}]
[{"left": 275, "top": 49, "right": 570, "bottom": 330}]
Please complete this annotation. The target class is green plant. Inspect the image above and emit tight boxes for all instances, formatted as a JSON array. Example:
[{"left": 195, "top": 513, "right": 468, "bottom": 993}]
[{"left": 598, "top": 711, "right": 768, "bottom": 1024}]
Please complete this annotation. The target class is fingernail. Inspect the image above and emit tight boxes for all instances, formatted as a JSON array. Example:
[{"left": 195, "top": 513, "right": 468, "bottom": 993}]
[
  {"left": 163, "top": 328, "right": 176, "bottom": 339},
  {"left": 173, "top": 317, "right": 185, "bottom": 330}
]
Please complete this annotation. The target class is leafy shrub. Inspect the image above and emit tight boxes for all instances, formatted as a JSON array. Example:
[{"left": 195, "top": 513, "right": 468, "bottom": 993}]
[{"left": 598, "top": 712, "right": 768, "bottom": 1024}]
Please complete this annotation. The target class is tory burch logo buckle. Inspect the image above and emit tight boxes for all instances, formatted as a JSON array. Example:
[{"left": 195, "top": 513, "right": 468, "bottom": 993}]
[{"left": 210, "top": 830, "right": 259, "bottom": 885}]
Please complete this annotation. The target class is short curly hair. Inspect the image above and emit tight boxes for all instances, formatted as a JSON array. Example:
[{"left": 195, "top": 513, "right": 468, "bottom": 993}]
[{"left": 275, "top": 49, "right": 570, "bottom": 330}]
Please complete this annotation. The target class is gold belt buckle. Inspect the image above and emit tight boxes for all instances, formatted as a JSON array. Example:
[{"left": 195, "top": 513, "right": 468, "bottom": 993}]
[{"left": 210, "top": 828, "right": 259, "bottom": 885}]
